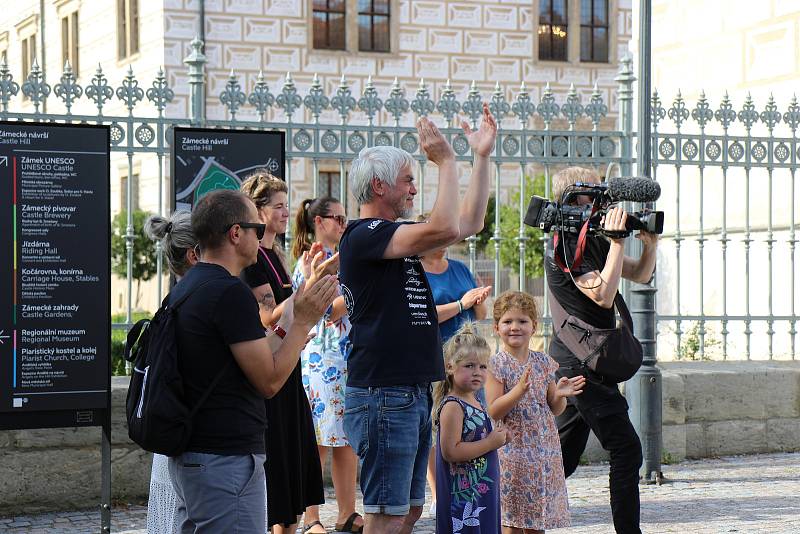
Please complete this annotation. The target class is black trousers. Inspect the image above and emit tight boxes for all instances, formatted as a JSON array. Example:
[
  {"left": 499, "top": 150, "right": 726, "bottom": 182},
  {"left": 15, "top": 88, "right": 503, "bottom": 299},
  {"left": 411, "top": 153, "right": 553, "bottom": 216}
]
[{"left": 556, "top": 373, "right": 643, "bottom": 534}]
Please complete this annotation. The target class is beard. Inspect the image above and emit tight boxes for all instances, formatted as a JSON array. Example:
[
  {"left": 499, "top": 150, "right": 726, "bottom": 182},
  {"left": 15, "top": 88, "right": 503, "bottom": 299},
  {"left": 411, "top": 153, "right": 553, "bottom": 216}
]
[{"left": 392, "top": 196, "right": 414, "bottom": 220}]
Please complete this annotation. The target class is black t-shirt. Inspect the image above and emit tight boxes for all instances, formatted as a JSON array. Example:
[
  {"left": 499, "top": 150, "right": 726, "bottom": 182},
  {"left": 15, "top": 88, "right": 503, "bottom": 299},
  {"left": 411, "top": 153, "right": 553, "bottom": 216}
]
[
  {"left": 339, "top": 218, "right": 444, "bottom": 387},
  {"left": 242, "top": 246, "right": 294, "bottom": 305},
  {"left": 170, "top": 262, "right": 268, "bottom": 455},
  {"left": 546, "top": 232, "right": 616, "bottom": 366}
]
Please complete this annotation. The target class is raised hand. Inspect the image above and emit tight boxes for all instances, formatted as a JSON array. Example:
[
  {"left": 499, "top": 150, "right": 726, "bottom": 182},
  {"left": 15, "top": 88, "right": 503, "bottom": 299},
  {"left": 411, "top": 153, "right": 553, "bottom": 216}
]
[
  {"left": 461, "top": 102, "right": 497, "bottom": 158},
  {"left": 300, "top": 242, "right": 326, "bottom": 280},
  {"left": 636, "top": 229, "right": 660, "bottom": 247},
  {"left": 554, "top": 375, "right": 586, "bottom": 398},
  {"left": 418, "top": 116, "right": 455, "bottom": 165},
  {"left": 512, "top": 365, "right": 532, "bottom": 397},
  {"left": 600, "top": 207, "right": 629, "bottom": 241},
  {"left": 292, "top": 275, "right": 338, "bottom": 326}
]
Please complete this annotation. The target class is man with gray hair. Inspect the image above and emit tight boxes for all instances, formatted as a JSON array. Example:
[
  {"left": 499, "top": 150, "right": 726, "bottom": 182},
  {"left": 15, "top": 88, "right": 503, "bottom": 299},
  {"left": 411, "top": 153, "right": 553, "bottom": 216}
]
[{"left": 339, "top": 104, "right": 497, "bottom": 534}]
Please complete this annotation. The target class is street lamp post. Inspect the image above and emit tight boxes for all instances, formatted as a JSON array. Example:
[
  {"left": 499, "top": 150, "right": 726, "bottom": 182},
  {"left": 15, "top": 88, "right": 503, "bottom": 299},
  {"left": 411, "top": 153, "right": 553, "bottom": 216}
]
[{"left": 627, "top": 0, "right": 663, "bottom": 485}]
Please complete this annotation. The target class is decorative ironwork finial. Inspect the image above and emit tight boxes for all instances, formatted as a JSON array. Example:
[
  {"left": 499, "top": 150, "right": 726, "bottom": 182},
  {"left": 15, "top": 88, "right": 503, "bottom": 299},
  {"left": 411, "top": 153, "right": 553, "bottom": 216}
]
[
  {"left": 437, "top": 79, "right": 461, "bottom": 124},
  {"left": 304, "top": 72, "right": 329, "bottom": 120},
  {"left": 537, "top": 82, "right": 559, "bottom": 124},
  {"left": 411, "top": 78, "right": 434, "bottom": 117},
  {"left": 248, "top": 70, "right": 275, "bottom": 119},
  {"left": 276, "top": 71, "right": 302, "bottom": 121},
  {"left": 331, "top": 74, "right": 355, "bottom": 123},
  {"left": 385, "top": 77, "right": 409, "bottom": 124},
  {"left": 358, "top": 75, "right": 382, "bottom": 123},
  {"left": 220, "top": 69, "right": 246, "bottom": 118},
  {"left": 54, "top": 60, "right": 83, "bottom": 115}
]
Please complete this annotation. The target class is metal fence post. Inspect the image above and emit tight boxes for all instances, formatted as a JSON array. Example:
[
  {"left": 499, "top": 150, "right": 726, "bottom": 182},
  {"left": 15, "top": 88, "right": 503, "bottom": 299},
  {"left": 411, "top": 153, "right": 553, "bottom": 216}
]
[
  {"left": 628, "top": 0, "right": 663, "bottom": 484},
  {"left": 184, "top": 36, "right": 207, "bottom": 126}
]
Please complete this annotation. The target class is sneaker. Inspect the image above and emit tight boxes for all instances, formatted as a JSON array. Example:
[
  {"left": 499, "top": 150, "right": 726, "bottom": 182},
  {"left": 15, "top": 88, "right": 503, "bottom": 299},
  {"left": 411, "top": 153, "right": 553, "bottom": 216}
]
[{"left": 428, "top": 500, "right": 436, "bottom": 518}]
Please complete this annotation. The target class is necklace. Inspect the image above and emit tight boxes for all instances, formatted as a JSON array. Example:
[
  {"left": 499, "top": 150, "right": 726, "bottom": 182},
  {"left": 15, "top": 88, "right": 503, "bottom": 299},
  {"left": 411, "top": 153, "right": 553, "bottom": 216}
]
[{"left": 258, "top": 246, "right": 292, "bottom": 289}]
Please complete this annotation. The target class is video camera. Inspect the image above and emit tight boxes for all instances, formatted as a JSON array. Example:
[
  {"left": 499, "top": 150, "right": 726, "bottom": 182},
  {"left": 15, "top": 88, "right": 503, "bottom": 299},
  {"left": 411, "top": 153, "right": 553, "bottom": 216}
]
[{"left": 523, "top": 177, "right": 664, "bottom": 239}]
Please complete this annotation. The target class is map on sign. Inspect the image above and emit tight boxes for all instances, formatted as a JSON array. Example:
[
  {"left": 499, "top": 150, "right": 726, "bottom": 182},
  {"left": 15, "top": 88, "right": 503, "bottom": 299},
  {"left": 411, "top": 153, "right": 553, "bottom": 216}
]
[{"left": 172, "top": 128, "right": 285, "bottom": 211}]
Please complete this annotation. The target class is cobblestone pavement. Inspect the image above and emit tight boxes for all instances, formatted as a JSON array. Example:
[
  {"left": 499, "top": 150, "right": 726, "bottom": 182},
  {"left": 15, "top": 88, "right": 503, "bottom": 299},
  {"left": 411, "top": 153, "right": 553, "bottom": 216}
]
[{"left": 1, "top": 452, "right": 798, "bottom": 533}]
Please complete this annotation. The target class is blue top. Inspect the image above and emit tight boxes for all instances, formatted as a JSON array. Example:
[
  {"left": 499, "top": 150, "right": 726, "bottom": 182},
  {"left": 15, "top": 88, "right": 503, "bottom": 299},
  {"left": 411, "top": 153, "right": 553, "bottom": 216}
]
[{"left": 425, "top": 259, "right": 478, "bottom": 342}]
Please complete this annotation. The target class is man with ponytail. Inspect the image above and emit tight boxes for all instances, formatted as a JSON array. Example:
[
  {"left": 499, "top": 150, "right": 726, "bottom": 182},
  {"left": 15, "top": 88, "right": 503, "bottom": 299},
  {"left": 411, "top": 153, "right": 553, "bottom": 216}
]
[{"left": 339, "top": 104, "right": 497, "bottom": 534}]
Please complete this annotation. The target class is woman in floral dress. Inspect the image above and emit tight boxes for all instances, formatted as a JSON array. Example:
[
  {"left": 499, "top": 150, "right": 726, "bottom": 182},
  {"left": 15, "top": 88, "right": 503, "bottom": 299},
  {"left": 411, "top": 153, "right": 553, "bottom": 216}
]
[{"left": 291, "top": 196, "right": 364, "bottom": 534}]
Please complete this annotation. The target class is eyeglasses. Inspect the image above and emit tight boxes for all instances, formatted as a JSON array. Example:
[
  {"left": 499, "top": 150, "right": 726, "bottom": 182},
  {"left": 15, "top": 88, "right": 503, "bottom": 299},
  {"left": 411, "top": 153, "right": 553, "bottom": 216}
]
[
  {"left": 320, "top": 215, "right": 347, "bottom": 226},
  {"left": 224, "top": 222, "right": 266, "bottom": 240}
]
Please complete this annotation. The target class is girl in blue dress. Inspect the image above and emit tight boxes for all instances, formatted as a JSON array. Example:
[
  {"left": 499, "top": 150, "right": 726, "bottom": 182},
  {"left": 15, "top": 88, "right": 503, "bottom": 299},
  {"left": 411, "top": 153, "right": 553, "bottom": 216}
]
[{"left": 434, "top": 323, "right": 508, "bottom": 534}]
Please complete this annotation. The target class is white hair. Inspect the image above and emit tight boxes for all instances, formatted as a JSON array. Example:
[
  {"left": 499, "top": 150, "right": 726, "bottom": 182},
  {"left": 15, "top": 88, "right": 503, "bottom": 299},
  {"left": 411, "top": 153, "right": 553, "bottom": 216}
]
[{"left": 349, "top": 146, "right": 415, "bottom": 205}]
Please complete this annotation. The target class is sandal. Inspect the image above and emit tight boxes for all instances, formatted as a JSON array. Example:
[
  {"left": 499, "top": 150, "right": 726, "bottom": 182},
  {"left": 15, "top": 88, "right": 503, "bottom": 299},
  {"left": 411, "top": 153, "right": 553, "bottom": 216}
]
[
  {"left": 335, "top": 512, "right": 364, "bottom": 533},
  {"left": 303, "top": 520, "right": 327, "bottom": 534}
]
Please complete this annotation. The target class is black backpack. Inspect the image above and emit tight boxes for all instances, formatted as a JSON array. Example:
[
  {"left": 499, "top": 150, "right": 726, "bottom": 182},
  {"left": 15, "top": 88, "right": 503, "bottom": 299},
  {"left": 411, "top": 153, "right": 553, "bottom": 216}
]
[{"left": 124, "top": 279, "right": 230, "bottom": 456}]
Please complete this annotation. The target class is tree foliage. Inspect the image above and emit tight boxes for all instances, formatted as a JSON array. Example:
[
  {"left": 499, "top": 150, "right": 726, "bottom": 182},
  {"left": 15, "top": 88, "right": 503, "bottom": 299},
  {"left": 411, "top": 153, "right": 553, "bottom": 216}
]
[
  {"left": 111, "top": 210, "right": 157, "bottom": 308},
  {"left": 476, "top": 175, "right": 547, "bottom": 279}
]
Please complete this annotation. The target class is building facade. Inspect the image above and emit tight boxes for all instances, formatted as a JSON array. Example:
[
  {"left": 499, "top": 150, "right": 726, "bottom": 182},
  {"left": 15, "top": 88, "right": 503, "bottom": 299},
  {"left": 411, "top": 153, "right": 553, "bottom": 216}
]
[{"left": 0, "top": 0, "right": 632, "bottom": 313}]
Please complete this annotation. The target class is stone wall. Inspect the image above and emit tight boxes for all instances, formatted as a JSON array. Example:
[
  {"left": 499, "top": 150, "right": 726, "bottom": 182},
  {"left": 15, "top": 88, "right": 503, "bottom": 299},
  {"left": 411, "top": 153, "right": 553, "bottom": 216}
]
[
  {"left": 2, "top": 362, "right": 799, "bottom": 514},
  {"left": 582, "top": 361, "right": 800, "bottom": 462},
  {"left": 0, "top": 378, "right": 151, "bottom": 515}
]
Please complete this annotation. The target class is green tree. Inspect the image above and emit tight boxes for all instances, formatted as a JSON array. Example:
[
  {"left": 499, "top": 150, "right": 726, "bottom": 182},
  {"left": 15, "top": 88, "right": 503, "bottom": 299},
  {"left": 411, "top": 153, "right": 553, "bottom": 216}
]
[
  {"left": 477, "top": 175, "right": 547, "bottom": 279},
  {"left": 111, "top": 210, "right": 157, "bottom": 309}
]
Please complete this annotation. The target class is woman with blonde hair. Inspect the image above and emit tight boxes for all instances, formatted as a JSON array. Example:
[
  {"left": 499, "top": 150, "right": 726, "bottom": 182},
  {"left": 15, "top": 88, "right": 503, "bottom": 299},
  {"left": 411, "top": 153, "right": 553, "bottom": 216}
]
[{"left": 240, "top": 171, "right": 325, "bottom": 534}]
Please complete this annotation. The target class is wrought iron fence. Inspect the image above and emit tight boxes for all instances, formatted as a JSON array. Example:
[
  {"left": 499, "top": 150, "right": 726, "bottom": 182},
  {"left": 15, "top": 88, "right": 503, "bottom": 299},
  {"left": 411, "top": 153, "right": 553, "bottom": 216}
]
[
  {"left": 652, "top": 90, "right": 798, "bottom": 361},
  {"left": 2, "top": 37, "right": 793, "bottom": 362}
]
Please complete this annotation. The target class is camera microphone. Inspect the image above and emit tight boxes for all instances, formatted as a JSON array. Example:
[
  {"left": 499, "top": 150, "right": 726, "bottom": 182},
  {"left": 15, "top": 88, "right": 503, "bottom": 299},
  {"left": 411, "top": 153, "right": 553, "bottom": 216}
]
[{"left": 605, "top": 177, "right": 661, "bottom": 203}]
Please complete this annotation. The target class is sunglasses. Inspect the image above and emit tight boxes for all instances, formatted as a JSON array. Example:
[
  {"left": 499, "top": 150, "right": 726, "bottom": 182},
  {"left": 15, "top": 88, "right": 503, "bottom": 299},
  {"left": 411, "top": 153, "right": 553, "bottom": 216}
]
[
  {"left": 320, "top": 215, "right": 347, "bottom": 226},
  {"left": 224, "top": 222, "right": 266, "bottom": 240}
]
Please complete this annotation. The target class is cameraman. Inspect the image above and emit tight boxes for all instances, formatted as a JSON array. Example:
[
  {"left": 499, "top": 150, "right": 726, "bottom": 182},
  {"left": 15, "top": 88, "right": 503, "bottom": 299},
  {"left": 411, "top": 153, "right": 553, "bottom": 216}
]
[{"left": 544, "top": 167, "right": 658, "bottom": 534}]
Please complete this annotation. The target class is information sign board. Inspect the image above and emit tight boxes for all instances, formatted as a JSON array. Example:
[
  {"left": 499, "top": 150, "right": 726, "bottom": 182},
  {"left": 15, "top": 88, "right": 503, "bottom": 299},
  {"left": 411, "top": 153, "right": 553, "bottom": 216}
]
[
  {"left": 0, "top": 122, "right": 110, "bottom": 429},
  {"left": 172, "top": 127, "right": 285, "bottom": 211}
]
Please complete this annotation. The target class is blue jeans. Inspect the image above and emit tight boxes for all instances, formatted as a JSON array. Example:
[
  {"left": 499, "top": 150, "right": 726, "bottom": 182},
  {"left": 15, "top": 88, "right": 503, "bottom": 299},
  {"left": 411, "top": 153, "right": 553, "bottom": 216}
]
[
  {"left": 168, "top": 452, "right": 267, "bottom": 534},
  {"left": 344, "top": 384, "right": 432, "bottom": 516}
]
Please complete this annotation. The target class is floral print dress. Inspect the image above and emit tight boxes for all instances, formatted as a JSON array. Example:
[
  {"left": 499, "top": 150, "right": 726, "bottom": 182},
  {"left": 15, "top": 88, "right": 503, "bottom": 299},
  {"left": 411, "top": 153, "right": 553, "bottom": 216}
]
[
  {"left": 292, "top": 250, "right": 352, "bottom": 447},
  {"left": 435, "top": 396, "right": 501, "bottom": 534},
  {"left": 489, "top": 350, "right": 570, "bottom": 530}
]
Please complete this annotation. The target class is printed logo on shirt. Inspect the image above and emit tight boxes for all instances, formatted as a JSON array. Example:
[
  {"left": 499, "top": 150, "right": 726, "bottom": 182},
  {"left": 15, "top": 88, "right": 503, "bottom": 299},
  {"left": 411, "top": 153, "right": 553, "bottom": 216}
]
[
  {"left": 367, "top": 220, "right": 381, "bottom": 230},
  {"left": 341, "top": 283, "right": 354, "bottom": 316},
  {"left": 401, "top": 255, "right": 435, "bottom": 327}
]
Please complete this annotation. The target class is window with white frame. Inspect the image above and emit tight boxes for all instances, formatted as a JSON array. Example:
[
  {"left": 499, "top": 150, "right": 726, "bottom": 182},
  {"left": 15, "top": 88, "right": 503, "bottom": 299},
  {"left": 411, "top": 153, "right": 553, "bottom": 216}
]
[
  {"left": 61, "top": 10, "right": 79, "bottom": 74},
  {"left": 21, "top": 33, "right": 36, "bottom": 80},
  {"left": 117, "top": 0, "right": 139, "bottom": 60}
]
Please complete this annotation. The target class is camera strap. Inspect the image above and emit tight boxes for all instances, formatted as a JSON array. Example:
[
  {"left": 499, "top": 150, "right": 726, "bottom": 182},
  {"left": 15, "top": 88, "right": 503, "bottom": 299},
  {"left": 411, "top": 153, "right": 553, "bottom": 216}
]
[{"left": 553, "top": 203, "right": 598, "bottom": 273}]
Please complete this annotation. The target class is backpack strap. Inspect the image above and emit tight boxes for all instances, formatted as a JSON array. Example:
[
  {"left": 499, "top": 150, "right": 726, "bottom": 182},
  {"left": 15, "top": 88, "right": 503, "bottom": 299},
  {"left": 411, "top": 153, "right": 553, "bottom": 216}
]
[
  {"left": 613, "top": 292, "right": 635, "bottom": 334},
  {"left": 169, "top": 277, "right": 215, "bottom": 310},
  {"left": 172, "top": 276, "right": 237, "bottom": 417}
]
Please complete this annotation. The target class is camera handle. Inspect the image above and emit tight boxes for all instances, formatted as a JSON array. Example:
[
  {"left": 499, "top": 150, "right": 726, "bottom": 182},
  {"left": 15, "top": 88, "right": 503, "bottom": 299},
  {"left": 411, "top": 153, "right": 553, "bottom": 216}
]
[{"left": 553, "top": 201, "right": 600, "bottom": 273}]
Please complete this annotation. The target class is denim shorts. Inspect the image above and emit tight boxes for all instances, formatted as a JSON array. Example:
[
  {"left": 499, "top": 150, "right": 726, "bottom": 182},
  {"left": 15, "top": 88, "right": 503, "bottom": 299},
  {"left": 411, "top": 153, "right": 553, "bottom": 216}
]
[{"left": 343, "top": 384, "right": 432, "bottom": 516}]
